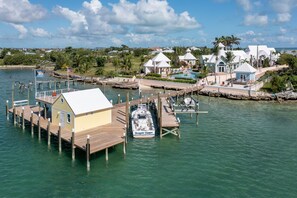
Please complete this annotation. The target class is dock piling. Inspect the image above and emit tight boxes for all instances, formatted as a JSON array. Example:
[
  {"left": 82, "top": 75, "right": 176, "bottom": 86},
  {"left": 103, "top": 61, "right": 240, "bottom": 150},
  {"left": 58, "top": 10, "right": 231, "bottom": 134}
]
[
  {"left": 86, "top": 135, "right": 90, "bottom": 171},
  {"left": 159, "top": 100, "right": 163, "bottom": 139},
  {"left": 58, "top": 123, "right": 62, "bottom": 153},
  {"left": 123, "top": 132, "right": 126, "bottom": 155},
  {"left": 38, "top": 113, "right": 41, "bottom": 140},
  {"left": 22, "top": 107, "right": 25, "bottom": 130},
  {"left": 18, "top": 111, "right": 21, "bottom": 127},
  {"left": 71, "top": 128, "right": 75, "bottom": 160},
  {"left": 6, "top": 100, "right": 9, "bottom": 120},
  {"left": 118, "top": 94, "right": 121, "bottom": 104},
  {"left": 30, "top": 111, "right": 34, "bottom": 137},
  {"left": 105, "top": 148, "right": 108, "bottom": 162},
  {"left": 47, "top": 118, "right": 51, "bottom": 146}
]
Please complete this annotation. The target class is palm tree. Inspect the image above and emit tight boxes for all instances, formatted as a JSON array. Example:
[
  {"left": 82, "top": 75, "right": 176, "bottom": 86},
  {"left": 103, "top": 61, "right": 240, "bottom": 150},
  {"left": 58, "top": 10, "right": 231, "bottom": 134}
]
[
  {"left": 225, "top": 51, "right": 235, "bottom": 87},
  {"left": 212, "top": 44, "right": 220, "bottom": 84},
  {"left": 229, "top": 35, "right": 241, "bottom": 50}
]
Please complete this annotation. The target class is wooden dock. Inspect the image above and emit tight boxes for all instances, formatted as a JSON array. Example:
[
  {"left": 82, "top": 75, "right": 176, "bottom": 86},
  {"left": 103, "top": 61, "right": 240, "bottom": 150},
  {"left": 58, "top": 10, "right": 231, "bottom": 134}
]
[{"left": 7, "top": 84, "right": 204, "bottom": 168}]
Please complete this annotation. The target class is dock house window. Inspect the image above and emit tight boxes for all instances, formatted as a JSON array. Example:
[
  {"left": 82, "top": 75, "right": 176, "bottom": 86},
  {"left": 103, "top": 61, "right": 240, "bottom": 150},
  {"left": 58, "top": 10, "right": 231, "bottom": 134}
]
[
  {"left": 67, "top": 113, "right": 71, "bottom": 123},
  {"left": 61, "top": 98, "right": 64, "bottom": 103}
]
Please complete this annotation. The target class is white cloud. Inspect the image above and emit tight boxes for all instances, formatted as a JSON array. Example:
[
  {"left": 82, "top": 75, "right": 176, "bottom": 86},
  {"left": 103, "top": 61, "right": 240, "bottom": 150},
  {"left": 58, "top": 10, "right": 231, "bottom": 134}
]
[
  {"left": 83, "top": 0, "right": 102, "bottom": 14},
  {"left": 53, "top": 6, "right": 88, "bottom": 34},
  {"left": 279, "top": 27, "right": 287, "bottom": 34},
  {"left": 277, "top": 13, "right": 291, "bottom": 22},
  {"left": 31, "top": 28, "right": 50, "bottom": 37},
  {"left": 270, "top": 0, "right": 297, "bottom": 22},
  {"left": 0, "top": 0, "right": 46, "bottom": 23},
  {"left": 10, "top": 23, "right": 28, "bottom": 39},
  {"left": 110, "top": 0, "right": 200, "bottom": 33},
  {"left": 111, "top": 37, "right": 123, "bottom": 46},
  {"left": 244, "top": 14, "right": 268, "bottom": 26},
  {"left": 236, "top": 0, "right": 251, "bottom": 11}
]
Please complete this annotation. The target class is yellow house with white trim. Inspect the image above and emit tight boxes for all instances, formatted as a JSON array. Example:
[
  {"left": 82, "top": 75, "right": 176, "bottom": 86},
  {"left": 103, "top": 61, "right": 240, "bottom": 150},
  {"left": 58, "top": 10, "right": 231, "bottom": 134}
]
[{"left": 51, "top": 88, "right": 113, "bottom": 132}]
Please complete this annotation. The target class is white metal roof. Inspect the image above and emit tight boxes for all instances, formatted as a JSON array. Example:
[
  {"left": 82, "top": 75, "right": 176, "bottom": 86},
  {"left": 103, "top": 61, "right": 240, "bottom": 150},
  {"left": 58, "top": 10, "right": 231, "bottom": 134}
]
[
  {"left": 152, "top": 52, "right": 171, "bottom": 62},
  {"left": 157, "top": 60, "right": 171, "bottom": 68},
  {"left": 184, "top": 52, "right": 196, "bottom": 60},
  {"left": 234, "top": 63, "right": 257, "bottom": 73},
  {"left": 61, "top": 88, "right": 112, "bottom": 115},
  {"left": 143, "top": 59, "right": 154, "bottom": 67}
]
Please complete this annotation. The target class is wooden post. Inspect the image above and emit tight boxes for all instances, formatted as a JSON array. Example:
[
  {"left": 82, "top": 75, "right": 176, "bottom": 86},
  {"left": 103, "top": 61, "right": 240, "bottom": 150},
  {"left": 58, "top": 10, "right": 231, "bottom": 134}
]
[
  {"left": 13, "top": 107, "right": 16, "bottom": 125},
  {"left": 86, "top": 135, "right": 90, "bottom": 171},
  {"left": 18, "top": 111, "right": 21, "bottom": 127},
  {"left": 139, "top": 90, "right": 142, "bottom": 99},
  {"left": 22, "top": 107, "right": 25, "bottom": 130},
  {"left": 44, "top": 104, "right": 47, "bottom": 119},
  {"left": 118, "top": 94, "right": 121, "bottom": 104},
  {"left": 6, "top": 100, "right": 9, "bottom": 120},
  {"left": 27, "top": 88, "right": 30, "bottom": 104},
  {"left": 123, "top": 132, "right": 126, "bottom": 155},
  {"left": 177, "top": 118, "right": 181, "bottom": 138},
  {"left": 71, "top": 128, "right": 75, "bottom": 160},
  {"left": 159, "top": 100, "right": 163, "bottom": 139},
  {"left": 11, "top": 83, "right": 14, "bottom": 108},
  {"left": 38, "top": 102, "right": 41, "bottom": 116},
  {"left": 157, "top": 93, "right": 160, "bottom": 119},
  {"left": 105, "top": 148, "right": 108, "bottom": 162},
  {"left": 126, "top": 92, "right": 130, "bottom": 134},
  {"left": 47, "top": 118, "right": 51, "bottom": 146},
  {"left": 38, "top": 113, "right": 41, "bottom": 141},
  {"left": 30, "top": 111, "right": 34, "bottom": 137},
  {"left": 58, "top": 123, "right": 62, "bottom": 153}
]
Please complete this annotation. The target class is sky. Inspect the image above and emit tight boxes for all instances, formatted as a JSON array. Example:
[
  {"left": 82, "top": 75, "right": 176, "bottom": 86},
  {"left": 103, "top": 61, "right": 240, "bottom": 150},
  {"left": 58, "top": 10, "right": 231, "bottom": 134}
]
[{"left": 0, "top": 0, "right": 296, "bottom": 48}]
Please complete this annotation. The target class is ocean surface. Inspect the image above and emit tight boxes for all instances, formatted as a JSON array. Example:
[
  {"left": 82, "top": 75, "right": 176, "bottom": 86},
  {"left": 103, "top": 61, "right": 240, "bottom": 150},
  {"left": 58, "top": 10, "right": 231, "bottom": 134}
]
[{"left": 0, "top": 69, "right": 297, "bottom": 197}]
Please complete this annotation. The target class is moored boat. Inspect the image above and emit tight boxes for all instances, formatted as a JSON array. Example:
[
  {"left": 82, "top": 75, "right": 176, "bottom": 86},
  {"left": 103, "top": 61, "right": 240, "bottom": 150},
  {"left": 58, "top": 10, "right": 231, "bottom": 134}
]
[{"left": 131, "top": 104, "right": 155, "bottom": 138}]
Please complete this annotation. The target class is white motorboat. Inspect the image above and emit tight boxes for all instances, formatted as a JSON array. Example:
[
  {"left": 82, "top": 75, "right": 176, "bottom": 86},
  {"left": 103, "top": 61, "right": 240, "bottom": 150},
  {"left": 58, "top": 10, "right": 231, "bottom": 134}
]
[{"left": 131, "top": 104, "right": 155, "bottom": 138}]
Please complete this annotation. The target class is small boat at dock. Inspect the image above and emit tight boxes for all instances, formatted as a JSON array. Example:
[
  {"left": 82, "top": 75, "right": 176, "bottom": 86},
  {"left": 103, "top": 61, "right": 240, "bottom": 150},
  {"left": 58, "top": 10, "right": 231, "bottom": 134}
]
[{"left": 131, "top": 104, "right": 155, "bottom": 138}]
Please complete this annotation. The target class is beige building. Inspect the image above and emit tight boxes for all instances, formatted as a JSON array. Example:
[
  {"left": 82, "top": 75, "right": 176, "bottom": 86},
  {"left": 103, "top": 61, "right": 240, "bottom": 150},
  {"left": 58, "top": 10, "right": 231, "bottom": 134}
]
[{"left": 51, "top": 88, "right": 113, "bottom": 132}]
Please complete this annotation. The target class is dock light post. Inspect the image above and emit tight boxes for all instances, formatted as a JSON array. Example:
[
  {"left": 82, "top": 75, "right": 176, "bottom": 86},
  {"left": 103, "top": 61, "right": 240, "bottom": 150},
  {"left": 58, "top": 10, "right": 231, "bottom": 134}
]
[{"left": 118, "top": 94, "right": 121, "bottom": 104}]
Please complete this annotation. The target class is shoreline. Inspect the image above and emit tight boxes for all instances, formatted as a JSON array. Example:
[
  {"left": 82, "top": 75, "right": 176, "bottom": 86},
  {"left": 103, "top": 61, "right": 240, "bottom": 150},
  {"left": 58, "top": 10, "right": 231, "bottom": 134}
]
[
  {"left": 51, "top": 69, "right": 297, "bottom": 102},
  {"left": 0, "top": 65, "right": 36, "bottom": 70}
]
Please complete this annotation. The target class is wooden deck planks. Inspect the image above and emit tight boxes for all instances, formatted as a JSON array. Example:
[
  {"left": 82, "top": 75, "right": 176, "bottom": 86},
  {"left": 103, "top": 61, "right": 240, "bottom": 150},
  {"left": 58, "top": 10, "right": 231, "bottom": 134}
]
[{"left": 9, "top": 105, "right": 126, "bottom": 154}]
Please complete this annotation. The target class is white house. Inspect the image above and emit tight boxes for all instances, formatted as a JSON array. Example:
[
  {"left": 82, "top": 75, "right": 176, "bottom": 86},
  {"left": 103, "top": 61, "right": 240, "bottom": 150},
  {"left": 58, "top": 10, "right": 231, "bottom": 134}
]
[
  {"left": 246, "top": 45, "right": 279, "bottom": 66},
  {"left": 179, "top": 49, "right": 197, "bottom": 66},
  {"left": 234, "top": 62, "right": 257, "bottom": 82},
  {"left": 144, "top": 52, "right": 171, "bottom": 76},
  {"left": 201, "top": 43, "right": 248, "bottom": 73}
]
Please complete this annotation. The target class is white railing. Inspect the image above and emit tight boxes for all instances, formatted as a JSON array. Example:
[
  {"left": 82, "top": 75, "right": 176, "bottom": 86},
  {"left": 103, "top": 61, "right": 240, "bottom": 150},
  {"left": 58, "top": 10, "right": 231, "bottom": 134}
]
[
  {"left": 36, "top": 88, "right": 76, "bottom": 99},
  {"left": 14, "top": 100, "right": 29, "bottom": 107}
]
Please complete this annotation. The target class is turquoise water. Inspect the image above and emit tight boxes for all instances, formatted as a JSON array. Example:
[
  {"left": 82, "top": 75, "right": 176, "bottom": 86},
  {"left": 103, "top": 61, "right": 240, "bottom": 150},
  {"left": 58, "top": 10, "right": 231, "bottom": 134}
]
[{"left": 1, "top": 69, "right": 297, "bottom": 197}]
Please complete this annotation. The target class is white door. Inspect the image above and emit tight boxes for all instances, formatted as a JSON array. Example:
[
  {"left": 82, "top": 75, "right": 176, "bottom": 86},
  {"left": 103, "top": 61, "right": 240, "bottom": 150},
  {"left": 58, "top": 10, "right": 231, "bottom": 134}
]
[{"left": 60, "top": 111, "right": 65, "bottom": 127}]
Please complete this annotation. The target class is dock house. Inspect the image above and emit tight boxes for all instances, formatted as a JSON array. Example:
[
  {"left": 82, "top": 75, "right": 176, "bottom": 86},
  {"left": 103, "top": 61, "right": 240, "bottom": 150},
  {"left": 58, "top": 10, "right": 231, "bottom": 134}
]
[{"left": 51, "top": 88, "right": 113, "bottom": 132}]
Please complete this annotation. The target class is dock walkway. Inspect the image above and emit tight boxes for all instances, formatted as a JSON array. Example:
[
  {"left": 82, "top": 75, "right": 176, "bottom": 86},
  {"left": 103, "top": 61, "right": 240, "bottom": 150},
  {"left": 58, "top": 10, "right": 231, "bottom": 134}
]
[{"left": 9, "top": 105, "right": 126, "bottom": 155}]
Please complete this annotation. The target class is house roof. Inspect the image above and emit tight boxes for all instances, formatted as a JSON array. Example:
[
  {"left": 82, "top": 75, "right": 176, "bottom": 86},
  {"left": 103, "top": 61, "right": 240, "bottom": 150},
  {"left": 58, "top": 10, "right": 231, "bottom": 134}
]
[
  {"left": 183, "top": 52, "right": 197, "bottom": 60},
  {"left": 218, "top": 43, "right": 225, "bottom": 48},
  {"left": 143, "top": 59, "right": 154, "bottom": 67},
  {"left": 157, "top": 60, "right": 171, "bottom": 68},
  {"left": 61, "top": 88, "right": 112, "bottom": 115},
  {"left": 152, "top": 52, "right": 171, "bottom": 62},
  {"left": 247, "top": 45, "right": 276, "bottom": 58},
  {"left": 234, "top": 63, "right": 257, "bottom": 73}
]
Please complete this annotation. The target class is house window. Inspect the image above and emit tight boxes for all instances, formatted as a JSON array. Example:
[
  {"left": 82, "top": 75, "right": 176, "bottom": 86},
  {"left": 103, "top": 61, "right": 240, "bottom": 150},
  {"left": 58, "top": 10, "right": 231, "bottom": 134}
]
[
  {"left": 61, "top": 98, "right": 64, "bottom": 103},
  {"left": 67, "top": 113, "right": 71, "bottom": 123}
]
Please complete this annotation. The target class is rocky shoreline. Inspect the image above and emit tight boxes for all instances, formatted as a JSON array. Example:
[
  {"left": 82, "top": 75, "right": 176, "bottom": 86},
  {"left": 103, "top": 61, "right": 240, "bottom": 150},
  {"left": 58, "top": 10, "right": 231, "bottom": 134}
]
[
  {"left": 51, "top": 71, "right": 297, "bottom": 102},
  {"left": 199, "top": 89, "right": 297, "bottom": 102}
]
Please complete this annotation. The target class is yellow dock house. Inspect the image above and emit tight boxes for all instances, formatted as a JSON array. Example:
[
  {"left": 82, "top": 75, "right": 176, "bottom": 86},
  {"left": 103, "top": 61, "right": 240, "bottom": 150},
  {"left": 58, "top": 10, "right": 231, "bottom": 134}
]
[{"left": 51, "top": 88, "right": 113, "bottom": 132}]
